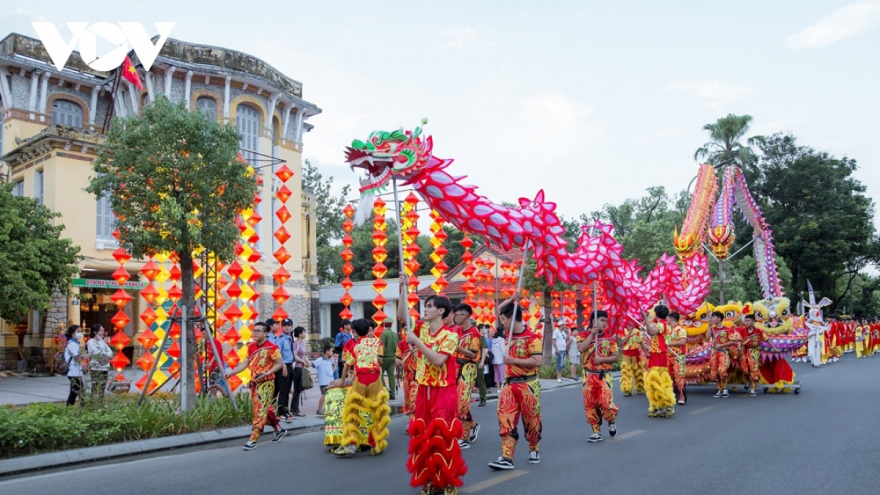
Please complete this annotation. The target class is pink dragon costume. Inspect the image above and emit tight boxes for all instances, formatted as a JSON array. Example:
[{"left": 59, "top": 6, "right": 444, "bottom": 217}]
[
  {"left": 347, "top": 122, "right": 712, "bottom": 335},
  {"left": 673, "top": 163, "right": 807, "bottom": 391}
]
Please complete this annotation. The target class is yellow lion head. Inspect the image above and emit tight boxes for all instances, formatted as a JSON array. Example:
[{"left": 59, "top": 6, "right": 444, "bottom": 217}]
[
  {"left": 714, "top": 301, "right": 744, "bottom": 328},
  {"left": 751, "top": 297, "right": 793, "bottom": 335},
  {"left": 683, "top": 302, "right": 714, "bottom": 337}
]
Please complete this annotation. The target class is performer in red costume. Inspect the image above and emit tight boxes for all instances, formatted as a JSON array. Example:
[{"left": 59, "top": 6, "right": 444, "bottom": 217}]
[
  {"left": 736, "top": 314, "right": 763, "bottom": 397},
  {"left": 578, "top": 310, "right": 619, "bottom": 442},
  {"left": 707, "top": 311, "right": 736, "bottom": 398},
  {"left": 402, "top": 295, "right": 467, "bottom": 495},
  {"left": 453, "top": 303, "right": 482, "bottom": 449}
]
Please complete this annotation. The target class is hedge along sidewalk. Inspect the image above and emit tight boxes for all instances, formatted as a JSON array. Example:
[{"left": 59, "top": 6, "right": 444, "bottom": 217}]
[{"left": 0, "top": 377, "right": 586, "bottom": 477}]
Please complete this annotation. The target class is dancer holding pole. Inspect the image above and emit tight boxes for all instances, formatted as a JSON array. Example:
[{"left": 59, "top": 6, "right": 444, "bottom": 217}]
[{"left": 489, "top": 243, "right": 543, "bottom": 471}]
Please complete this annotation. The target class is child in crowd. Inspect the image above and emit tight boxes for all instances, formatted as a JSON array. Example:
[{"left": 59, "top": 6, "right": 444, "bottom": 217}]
[{"left": 314, "top": 344, "right": 337, "bottom": 416}]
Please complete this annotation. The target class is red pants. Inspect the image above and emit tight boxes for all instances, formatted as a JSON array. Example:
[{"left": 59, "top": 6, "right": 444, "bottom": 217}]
[
  {"left": 407, "top": 385, "right": 466, "bottom": 491},
  {"left": 583, "top": 374, "right": 617, "bottom": 433},
  {"left": 710, "top": 351, "right": 731, "bottom": 389},
  {"left": 457, "top": 362, "right": 478, "bottom": 440},
  {"left": 250, "top": 380, "right": 279, "bottom": 442},
  {"left": 497, "top": 379, "right": 542, "bottom": 460},
  {"left": 739, "top": 348, "right": 760, "bottom": 387},
  {"left": 401, "top": 352, "right": 418, "bottom": 419}
]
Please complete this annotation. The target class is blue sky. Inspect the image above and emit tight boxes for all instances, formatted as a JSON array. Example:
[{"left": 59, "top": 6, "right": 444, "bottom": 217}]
[{"left": 4, "top": 1, "right": 879, "bottom": 230}]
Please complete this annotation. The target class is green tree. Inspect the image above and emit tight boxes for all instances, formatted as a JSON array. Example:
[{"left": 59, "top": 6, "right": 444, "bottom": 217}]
[
  {"left": 0, "top": 183, "right": 81, "bottom": 355},
  {"left": 749, "top": 133, "right": 878, "bottom": 310},
  {"left": 694, "top": 114, "right": 758, "bottom": 177},
  {"left": 302, "top": 160, "right": 351, "bottom": 284},
  {"left": 86, "top": 96, "right": 257, "bottom": 409}
]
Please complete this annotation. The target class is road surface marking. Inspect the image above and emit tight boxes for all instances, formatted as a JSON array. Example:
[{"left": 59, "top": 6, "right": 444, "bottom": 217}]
[
  {"left": 462, "top": 470, "right": 528, "bottom": 493},
  {"left": 689, "top": 406, "right": 713, "bottom": 415},
  {"left": 800, "top": 373, "right": 811, "bottom": 378},
  {"left": 611, "top": 429, "right": 645, "bottom": 441}
]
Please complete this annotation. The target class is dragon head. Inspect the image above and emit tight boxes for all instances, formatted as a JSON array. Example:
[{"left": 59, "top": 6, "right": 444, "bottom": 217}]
[
  {"left": 708, "top": 225, "right": 734, "bottom": 260},
  {"left": 673, "top": 228, "right": 699, "bottom": 259},
  {"left": 752, "top": 297, "right": 793, "bottom": 335},
  {"left": 345, "top": 120, "right": 433, "bottom": 224}
]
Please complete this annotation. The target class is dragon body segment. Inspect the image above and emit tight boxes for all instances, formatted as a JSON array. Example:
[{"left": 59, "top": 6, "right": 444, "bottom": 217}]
[{"left": 346, "top": 125, "right": 712, "bottom": 333}]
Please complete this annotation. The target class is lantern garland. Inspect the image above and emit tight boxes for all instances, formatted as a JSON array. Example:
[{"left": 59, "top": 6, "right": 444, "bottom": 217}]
[
  {"left": 134, "top": 256, "right": 163, "bottom": 393},
  {"left": 482, "top": 257, "right": 496, "bottom": 327},
  {"left": 109, "top": 243, "right": 132, "bottom": 381},
  {"left": 371, "top": 196, "right": 389, "bottom": 326},
  {"left": 401, "top": 193, "right": 421, "bottom": 322},
  {"left": 428, "top": 210, "right": 448, "bottom": 295},
  {"left": 339, "top": 204, "right": 355, "bottom": 321},
  {"left": 551, "top": 291, "right": 562, "bottom": 330},
  {"left": 563, "top": 290, "right": 577, "bottom": 331},
  {"left": 272, "top": 163, "right": 295, "bottom": 323},
  {"left": 460, "top": 234, "right": 477, "bottom": 307},
  {"left": 533, "top": 292, "right": 544, "bottom": 334}
]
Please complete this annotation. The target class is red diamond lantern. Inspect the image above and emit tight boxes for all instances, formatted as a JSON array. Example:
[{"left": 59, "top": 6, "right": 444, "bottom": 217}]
[
  {"left": 137, "top": 328, "right": 158, "bottom": 349},
  {"left": 136, "top": 351, "right": 155, "bottom": 372},
  {"left": 110, "top": 311, "right": 131, "bottom": 332}
]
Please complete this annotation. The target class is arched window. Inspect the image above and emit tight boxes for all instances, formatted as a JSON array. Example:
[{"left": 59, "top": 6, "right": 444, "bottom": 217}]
[
  {"left": 196, "top": 96, "right": 216, "bottom": 122},
  {"left": 236, "top": 104, "right": 260, "bottom": 164},
  {"left": 141, "top": 93, "right": 150, "bottom": 111},
  {"left": 52, "top": 99, "right": 83, "bottom": 128}
]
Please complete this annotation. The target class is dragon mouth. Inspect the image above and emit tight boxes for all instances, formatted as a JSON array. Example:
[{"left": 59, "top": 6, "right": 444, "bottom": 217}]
[{"left": 345, "top": 147, "right": 395, "bottom": 193}]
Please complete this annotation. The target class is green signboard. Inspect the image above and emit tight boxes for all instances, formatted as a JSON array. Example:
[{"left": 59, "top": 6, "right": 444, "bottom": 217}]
[{"left": 72, "top": 278, "right": 147, "bottom": 290}]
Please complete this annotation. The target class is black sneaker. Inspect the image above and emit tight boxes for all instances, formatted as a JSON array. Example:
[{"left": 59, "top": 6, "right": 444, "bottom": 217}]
[
  {"left": 478, "top": 400, "right": 487, "bottom": 407},
  {"left": 458, "top": 439, "right": 471, "bottom": 450},
  {"left": 272, "top": 428, "right": 288, "bottom": 443},
  {"left": 488, "top": 457, "right": 514, "bottom": 470},
  {"left": 243, "top": 440, "right": 257, "bottom": 451},
  {"left": 528, "top": 451, "right": 540, "bottom": 464},
  {"left": 608, "top": 423, "right": 617, "bottom": 437},
  {"left": 588, "top": 433, "right": 603, "bottom": 443},
  {"left": 469, "top": 423, "right": 480, "bottom": 443},
  {"left": 721, "top": 389, "right": 730, "bottom": 398}
]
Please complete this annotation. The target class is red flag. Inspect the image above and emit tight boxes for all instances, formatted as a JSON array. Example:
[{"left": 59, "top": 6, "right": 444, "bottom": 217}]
[{"left": 121, "top": 56, "right": 143, "bottom": 91}]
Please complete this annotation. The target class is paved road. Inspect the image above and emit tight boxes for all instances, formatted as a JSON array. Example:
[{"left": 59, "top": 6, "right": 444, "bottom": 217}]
[{"left": 3, "top": 355, "right": 880, "bottom": 494}]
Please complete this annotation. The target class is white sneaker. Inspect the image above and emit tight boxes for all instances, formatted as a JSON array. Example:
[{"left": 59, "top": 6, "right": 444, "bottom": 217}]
[
  {"left": 458, "top": 439, "right": 471, "bottom": 450},
  {"left": 588, "top": 433, "right": 603, "bottom": 443},
  {"left": 608, "top": 423, "right": 617, "bottom": 437},
  {"left": 469, "top": 423, "right": 480, "bottom": 443},
  {"left": 529, "top": 451, "right": 540, "bottom": 464},
  {"left": 557, "top": 378, "right": 562, "bottom": 383}
]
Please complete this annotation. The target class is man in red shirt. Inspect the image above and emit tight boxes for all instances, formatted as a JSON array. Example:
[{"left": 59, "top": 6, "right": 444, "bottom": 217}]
[
  {"left": 708, "top": 311, "right": 736, "bottom": 398},
  {"left": 225, "top": 321, "right": 287, "bottom": 450},
  {"left": 402, "top": 295, "right": 466, "bottom": 494},
  {"left": 489, "top": 296, "right": 543, "bottom": 470},
  {"left": 578, "top": 310, "right": 619, "bottom": 443},
  {"left": 737, "top": 313, "right": 763, "bottom": 397},
  {"left": 333, "top": 318, "right": 391, "bottom": 457}
]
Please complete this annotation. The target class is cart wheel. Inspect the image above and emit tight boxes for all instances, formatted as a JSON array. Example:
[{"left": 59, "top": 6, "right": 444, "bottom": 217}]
[{"left": 794, "top": 387, "right": 800, "bottom": 395}]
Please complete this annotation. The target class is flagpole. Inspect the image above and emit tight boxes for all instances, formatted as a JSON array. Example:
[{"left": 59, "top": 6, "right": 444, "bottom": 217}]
[{"left": 392, "top": 178, "right": 411, "bottom": 333}]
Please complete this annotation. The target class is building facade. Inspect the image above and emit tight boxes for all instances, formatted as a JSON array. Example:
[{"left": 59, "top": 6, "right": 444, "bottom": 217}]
[{"left": 0, "top": 33, "right": 320, "bottom": 370}]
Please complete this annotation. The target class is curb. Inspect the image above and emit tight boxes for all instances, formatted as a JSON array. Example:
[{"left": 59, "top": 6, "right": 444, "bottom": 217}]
[{"left": 0, "top": 381, "right": 585, "bottom": 477}]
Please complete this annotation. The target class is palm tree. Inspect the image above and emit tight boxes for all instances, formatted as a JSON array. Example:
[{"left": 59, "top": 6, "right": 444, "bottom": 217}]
[{"left": 694, "top": 114, "right": 757, "bottom": 173}]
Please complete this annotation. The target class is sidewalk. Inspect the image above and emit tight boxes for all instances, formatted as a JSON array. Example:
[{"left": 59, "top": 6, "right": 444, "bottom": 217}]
[{"left": 0, "top": 373, "right": 582, "bottom": 476}]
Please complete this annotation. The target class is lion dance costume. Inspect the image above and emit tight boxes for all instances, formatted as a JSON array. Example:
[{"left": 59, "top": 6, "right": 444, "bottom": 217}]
[
  {"left": 620, "top": 327, "right": 646, "bottom": 396},
  {"left": 406, "top": 320, "right": 467, "bottom": 495},
  {"left": 334, "top": 335, "right": 391, "bottom": 456},
  {"left": 245, "top": 340, "right": 282, "bottom": 443},
  {"left": 646, "top": 320, "right": 676, "bottom": 417},
  {"left": 579, "top": 331, "right": 618, "bottom": 436}
]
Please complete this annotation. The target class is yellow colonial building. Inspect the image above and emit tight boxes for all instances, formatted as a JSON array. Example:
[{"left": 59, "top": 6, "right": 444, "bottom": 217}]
[{"left": 0, "top": 32, "right": 320, "bottom": 371}]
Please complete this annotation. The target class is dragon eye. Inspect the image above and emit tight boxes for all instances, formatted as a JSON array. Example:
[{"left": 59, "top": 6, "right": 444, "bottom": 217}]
[
  {"left": 725, "top": 311, "right": 735, "bottom": 319},
  {"left": 756, "top": 312, "right": 764, "bottom": 319},
  {"left": 781, "top": 308, "right": 790, "bottom": 316}
]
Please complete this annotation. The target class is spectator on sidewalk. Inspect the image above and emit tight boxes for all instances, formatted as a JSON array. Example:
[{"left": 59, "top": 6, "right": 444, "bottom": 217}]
[
  {"left": 379, "top": 321, "right": 399, "bottom": 400},
  {"left": 552, "top": 325, "right": 568, "bottom": 383},
  {"left": 86, "top": 324, "right": 112, "bottom": 399},
  {"left": 568, "top": 324, "right": 581, "bottom": 381},
  {"left": 64, "top": 325, "right": 85, "bottom": 406},
  {"left": 291, "top": 326, "right": 311, "bottom": 417},
  {"left": 274, "top": 319, "right": 295, "bottom": 420},
  {"left": 334, "top": 320, "right": 353, "bottom": 379},
  {"left": 314, "top": 344, "right": 336, "bottom": 415},
  {"left": 491, "top": 327, "right": 506, "bottom": 389}
]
